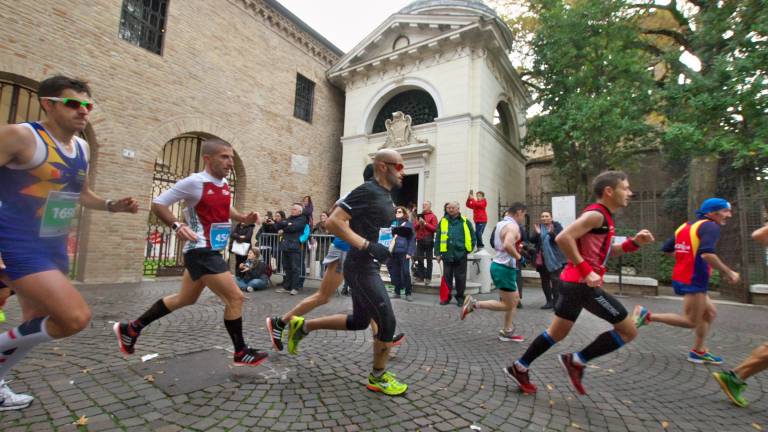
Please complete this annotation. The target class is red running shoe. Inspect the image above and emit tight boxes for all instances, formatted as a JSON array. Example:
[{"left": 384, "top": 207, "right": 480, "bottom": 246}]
[
  {"left": 113, "top": 321, "right": 140, "bottom": 355},
  {"left": 392, "top": 333, "right": 405, "bottom": 347},
  {"left": 559, "top": 353, "right": 586, "bottom": 395},
  {"left": 234, "top": 347, "right": 268, "bottom": 366},
  {"left": 503, "top": 365, "right": 537, "bottom": 394}
]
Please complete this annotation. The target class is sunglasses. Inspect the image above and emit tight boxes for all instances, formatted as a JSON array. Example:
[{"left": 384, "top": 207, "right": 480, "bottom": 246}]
[
  {"left": 383, "top": 161, "right": 404, "bottom": 172},
  {"left": 41, "top": 97, "right": 94, "bottom": 112}
]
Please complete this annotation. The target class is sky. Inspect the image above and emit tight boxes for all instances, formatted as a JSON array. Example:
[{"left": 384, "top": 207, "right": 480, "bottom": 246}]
[{"left": 277, "top": 0, "right": 414, "bottom": 53}]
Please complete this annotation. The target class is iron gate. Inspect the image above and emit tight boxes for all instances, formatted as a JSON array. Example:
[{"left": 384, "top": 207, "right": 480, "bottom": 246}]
[
  {"left": 0, "top": 77, "right": 86, "bottom": 279},
  {"left": 143, "top": 135, "right": 238, "bottom": 276}
]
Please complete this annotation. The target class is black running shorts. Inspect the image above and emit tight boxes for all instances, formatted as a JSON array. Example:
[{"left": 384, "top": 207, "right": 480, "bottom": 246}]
[
  {"left": 184, "top": 248, "right": 229, "bottom": 281},
  {"left": 343, "top": 254, "right": 397, "bottom": 342},
  {"left": 554, "top": 281, "right": 628, "bottom": 324}
]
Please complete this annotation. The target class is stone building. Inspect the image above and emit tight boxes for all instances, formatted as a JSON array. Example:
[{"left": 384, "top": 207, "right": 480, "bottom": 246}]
[
  {"left": 328, "top": 0, "right": 531, "bottom": 230},
  {"left": 0, "top": 0, "right": 344, "bottom": 282}
]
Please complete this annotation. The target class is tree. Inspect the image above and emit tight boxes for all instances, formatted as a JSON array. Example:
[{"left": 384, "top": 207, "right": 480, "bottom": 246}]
[{"left": 522, "top": 0, "right": 659, "bottom": 200}]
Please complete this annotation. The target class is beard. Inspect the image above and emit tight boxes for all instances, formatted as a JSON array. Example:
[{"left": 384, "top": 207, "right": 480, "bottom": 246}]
[{"left": 386, "top": 171, "right": 402, "bottom": 190}]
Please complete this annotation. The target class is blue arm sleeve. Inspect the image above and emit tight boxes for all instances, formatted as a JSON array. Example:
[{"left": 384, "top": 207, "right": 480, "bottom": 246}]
[
  {"left": 697, "top": 221, "right": 721, "bottom": 254},
  {"left": 661, "top": 237, "right": 675, "bottom": 253}
]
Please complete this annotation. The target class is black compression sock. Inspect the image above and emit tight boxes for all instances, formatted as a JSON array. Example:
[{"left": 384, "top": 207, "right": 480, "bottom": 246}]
[
  {"left": 136, "top": 299, "right": 172, "bottom": 328},
  {"left": 224, "top": 317, "right": 247, "bottom": 352},
  {"left": 518, "top": 331, "right": 556, "bottom": 368},
  {"left": 577, "top": 330, "right": 625, "bottom": 363}
]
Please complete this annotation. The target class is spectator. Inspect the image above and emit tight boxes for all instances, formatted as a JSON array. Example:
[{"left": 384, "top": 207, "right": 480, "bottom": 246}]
[
  {"left": 302, "top": 195, "right": 314, "bottom": 228},
  {"left": 236, "top": 249, "right": 269, "bottom": 292},
  {"left": 388, "top": 206, "right": 416, "bottom": 301},
  {"left": 312, "top": 211, "right": 331, "bottom": 277},
  {"left": 230, "top": 221, "right": 255, "bottom": 270},
  {"left": 413, "top": 201, "right": 438, "bottom": 283},
  {"left": 277, "top": 203, "right": 307, "bottom": 295},
  {"left": 530, "top": 211, "right": 566, "bottom": 309},
  {"left": 435, "top": 201, "right": 476, "bottom": 306},
  {"left": 514, "top": 203, "right": 529, "bottom": 307},
  {"left": 466, "top": 190, "right": 488, "bottom": 249}
]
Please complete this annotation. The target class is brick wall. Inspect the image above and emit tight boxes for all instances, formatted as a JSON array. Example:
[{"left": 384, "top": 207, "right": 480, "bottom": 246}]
[{"left": 0, "top": 0, "right": 345, "bottom": 283}]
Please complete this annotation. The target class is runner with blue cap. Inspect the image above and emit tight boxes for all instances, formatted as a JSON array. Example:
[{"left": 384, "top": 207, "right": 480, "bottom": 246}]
[{"left": 634, "top": 197, "right": 740, "bottom": 364}]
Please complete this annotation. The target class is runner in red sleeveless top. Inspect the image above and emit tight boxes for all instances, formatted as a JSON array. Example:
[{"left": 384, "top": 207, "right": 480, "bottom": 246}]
[
  {"left": 633, "top": 198, "right": 740, "bottom": 365},
  {"left": 503, "top": 171, "right": 654, "bottom": 395}
]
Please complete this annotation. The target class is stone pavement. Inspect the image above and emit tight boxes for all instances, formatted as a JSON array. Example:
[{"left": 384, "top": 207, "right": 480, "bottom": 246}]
[{"left": 1, "top": 279, "right": 767, "bottom": 431}]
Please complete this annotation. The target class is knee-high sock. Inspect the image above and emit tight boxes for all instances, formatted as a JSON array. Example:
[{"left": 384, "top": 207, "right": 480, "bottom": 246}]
[
  {"left": 132, "top": 299, "right": 172, "bottom": 331},
  {"left": 0, "top": 317, "right": 53, "bottom": 380},
  {"left": 576, "top": 330, "right": 624, "bottom": 364},
  {"left": 517, "top": 331, "right": 556, "bottom": 369},
  {"left": 224, "top": 318, "right": 246, "bottom": 352}
]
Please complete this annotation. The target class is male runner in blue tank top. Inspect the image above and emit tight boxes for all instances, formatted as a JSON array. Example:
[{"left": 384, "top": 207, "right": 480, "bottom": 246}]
[
  {"left": 504, "top": 171, "right": 654, "bottom": 395},
  {"left": 0, "top": 75, "right": 139, "bottom": 410}
]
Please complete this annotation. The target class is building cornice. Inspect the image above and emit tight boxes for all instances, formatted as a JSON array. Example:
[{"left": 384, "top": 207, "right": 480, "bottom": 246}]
[{"left": 230, "top": 0, "right": 343, "bottom": 68}]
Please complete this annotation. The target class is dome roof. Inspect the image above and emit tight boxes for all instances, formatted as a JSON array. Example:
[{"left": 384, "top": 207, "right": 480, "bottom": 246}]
[{"left": 399, "top": 0, "right": 499, "bottom": 18}]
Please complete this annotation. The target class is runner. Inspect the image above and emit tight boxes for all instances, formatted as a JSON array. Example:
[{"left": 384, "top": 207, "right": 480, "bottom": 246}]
[
  {"left": 280, "top": 149, "right": 408, "bottom": 396},
  {"left": 0, "top": 75, "right": 139, "bottom": 411},
  {"left": 504, "top": 171, "right": 654, "bottom": 395},
  {"left": 712, "top": 224, "right": 768, "bottom": 407},
  {"left": 113, "top": 138, "right": 268, "bottom": 366},
  {"left": 634, "top": 198, "right": 740, "bottom": 364},
  {"left": 461, "top": 203, "right": 526, "bottom": 343},
  {"left": 265, "top": 165, "right": 404, "bottom": 351}
]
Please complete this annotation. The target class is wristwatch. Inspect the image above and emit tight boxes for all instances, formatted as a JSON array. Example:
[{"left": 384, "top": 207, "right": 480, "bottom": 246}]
[{"left": 172, "top": 221, "right": 182, "bottom": 232}]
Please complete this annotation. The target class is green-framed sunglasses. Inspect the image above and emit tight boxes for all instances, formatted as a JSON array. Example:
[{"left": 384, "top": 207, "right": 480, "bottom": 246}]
[{"left": 40, "top": 97, "right": 94, "bottom": 112}]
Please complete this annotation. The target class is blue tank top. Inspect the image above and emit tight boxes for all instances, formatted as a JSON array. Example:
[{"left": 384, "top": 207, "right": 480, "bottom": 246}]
[
  {"left": 332, "top": 237, "right": 350, "bottom": 252},
  {"left": 0, "top": 122, "right": 89, "bottom": 246}
]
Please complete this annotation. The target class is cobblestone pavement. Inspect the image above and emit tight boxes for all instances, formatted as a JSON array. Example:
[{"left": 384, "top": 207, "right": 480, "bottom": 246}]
[{"left": 1, "top": 278, "right": 767, "bottom": 431}]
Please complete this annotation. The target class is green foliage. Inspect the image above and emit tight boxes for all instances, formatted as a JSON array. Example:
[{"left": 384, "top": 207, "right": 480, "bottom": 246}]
[{"left": 523, "top": 0, "right": 659, "bottom": 200}]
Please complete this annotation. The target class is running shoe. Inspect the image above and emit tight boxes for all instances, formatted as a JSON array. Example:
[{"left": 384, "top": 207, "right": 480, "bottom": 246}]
[
  {"left": 0, "top": 309, "right": 5, "bottom": 323},
  {"left": 392, "top": 333, "right": 405, "bottom": 347},
  {"left": 0, "top": 380, "right": 34, "bottom": 411},
  {"left": 460, "top": 295, "right": 476, "bottom": 320},
  {"left": 406, "top": 295, "right": 413, "bottom": 302},
  {"left": 712, "top": 370, "right": 748, "bottom": 407},
  {"left": 688, "top": 350, "right": 723, "bottom": 364},
  {"left": 559, "top": 353, "right": 587, "bottom": 395},
  {"left": 498, "top": 329, "right": 524, "bottom": 342},
  {"left": 289, "top": 289, "right": 298, "bottom": 295},
  {"left": 633, "top": 305, "right": 650, "bottom": 328},
  {"left": 287, "top": 316, "right": 306, "bottom": 355},
  {"left": 113, "top": 321, "right": 140, "bottom": 355},
  {"left": 275, "top": 287, "right": 290, "bottom": 293},
  {"left": 233, "top": 347, "right": 268, "bottom": 366},
  {"left": 503, "top": 365, "right": 537, "bottom": 394},
  {"left": 367, "top": 371, "right": 408, "bottom": 396},
  {"left": 266, "top": 316, "right": 285, "bottom": 351}
]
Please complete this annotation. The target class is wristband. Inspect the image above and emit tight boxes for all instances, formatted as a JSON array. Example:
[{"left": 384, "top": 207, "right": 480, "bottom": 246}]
[
  {"left": 621, "top": 237, "right": 640, "bottom": 253},
  {"left": 576, "top": 260, "right": 593, "bottom": 278},
  {"left": 105, "top": 199, "right": 115, "bottom": 212}
]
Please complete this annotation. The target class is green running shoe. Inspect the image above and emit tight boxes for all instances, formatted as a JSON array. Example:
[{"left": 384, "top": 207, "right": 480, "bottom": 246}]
[
  {"left": 287, "top": 316, "right": 306, "bottom": 355},
  {"left": 367, "top": 371, "right": 408, "bottom": 396},
  {"left": 0, "top": 309, "right": 5, "bottom": 323},
  {"left": 633, "top": 305, "right": 649, "bottom": 328},
  {"left": 713, "top": 371, "right": 748, "bottom": 407}
]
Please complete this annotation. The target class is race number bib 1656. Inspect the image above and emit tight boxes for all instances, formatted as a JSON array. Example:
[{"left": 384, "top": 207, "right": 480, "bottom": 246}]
[
  {"left": 39, "top": 191, "right": 80, "bottom": 238},
  {"left": 378, "top": 228, "right": 393, "bottom": 248},
  {"left": 209, "top": 222, "right": 232, "bottom": 251}
]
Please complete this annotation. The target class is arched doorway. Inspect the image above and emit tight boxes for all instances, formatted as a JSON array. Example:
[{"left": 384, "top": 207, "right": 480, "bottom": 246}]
[
  {"left": 143, "top": 134, "right": 241, "bottom": 276},
  {"left": 0, "top": 74, "right": 96, "bottom": 280}
]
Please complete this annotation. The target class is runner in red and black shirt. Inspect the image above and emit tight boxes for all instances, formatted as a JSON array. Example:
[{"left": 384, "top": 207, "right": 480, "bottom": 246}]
[
  {"left": 504, "top": 171, "right": 655, "bottom": 395},
  {"left": 113, "top": 139, "right": 268, "bottom": 367}
]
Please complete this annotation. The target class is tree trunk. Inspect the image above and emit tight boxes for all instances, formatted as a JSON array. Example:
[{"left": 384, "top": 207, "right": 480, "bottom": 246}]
[{"left": 686, "top": 156, "right": 719, "bottom": 217}]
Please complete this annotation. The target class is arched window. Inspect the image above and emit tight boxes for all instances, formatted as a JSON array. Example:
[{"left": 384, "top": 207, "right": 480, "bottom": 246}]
[
  {"left": 494, "top": 101, "right": 513, "bottom": 144},
  {"left": 372, "top": 90, "right": 437, "bottom": 133}
]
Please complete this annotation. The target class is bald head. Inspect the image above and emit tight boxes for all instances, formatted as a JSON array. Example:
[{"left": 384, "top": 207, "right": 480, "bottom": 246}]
[
  {"left": 374, "top": 149, "right": 401, "bottom": 163},
  {"left": 371, "top": 149, "right": 404, "bottom": 190}
]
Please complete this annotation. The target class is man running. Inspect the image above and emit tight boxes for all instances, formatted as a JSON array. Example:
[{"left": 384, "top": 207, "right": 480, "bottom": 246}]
[
  {"left": 280, "top": 149, "right": 408, "bottom": 396},
  {"left": 266, "top": 164, "right": 404, "bottom": 351},
  {"left": 114, "top": 138, "right": 268, "bottom": 366},
  {"left": 634, "top": 198, "right": 740, "bottom": 364},
  {"left": 712, "top": 224, "right": 768, "bottom": 407},
  {"left": 461, "top": 203, "right": 526, "bottom": 343},
  {"left": 504, "top": 171, "right": 654, "bottom": 395},
  {"left": 0, "top": 75, "right": 139, "bottom": 410}
]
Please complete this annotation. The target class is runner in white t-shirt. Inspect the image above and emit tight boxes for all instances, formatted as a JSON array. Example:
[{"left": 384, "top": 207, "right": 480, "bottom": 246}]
[{"left": 113, "top": 139, "right": 268, "bottom": 366}]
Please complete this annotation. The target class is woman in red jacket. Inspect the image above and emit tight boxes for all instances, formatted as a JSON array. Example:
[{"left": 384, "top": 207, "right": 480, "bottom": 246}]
[{"left": 466, "top": 190, "right": 488, "bottom": 249}]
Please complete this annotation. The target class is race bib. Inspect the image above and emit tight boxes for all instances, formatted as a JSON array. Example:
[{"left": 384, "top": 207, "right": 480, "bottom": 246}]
[
  {"left": 209, "top": 223, "right": 232, "bottom": 251},
  {"left": 378, "top": 228, "right": 393, "bottom": 248},
  {"left": 39, "top": 191, "right": 80, "bottom": 238}
]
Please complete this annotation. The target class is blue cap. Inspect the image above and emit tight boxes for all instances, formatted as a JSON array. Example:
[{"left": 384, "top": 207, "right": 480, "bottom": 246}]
[{"left": 696, "top": 198, "right": 731, "bottom": 218}]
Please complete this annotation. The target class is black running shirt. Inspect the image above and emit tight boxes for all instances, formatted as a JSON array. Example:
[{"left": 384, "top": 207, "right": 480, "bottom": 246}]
[{"left": 338, "top": 180, "right": 395, "bottom": 253}]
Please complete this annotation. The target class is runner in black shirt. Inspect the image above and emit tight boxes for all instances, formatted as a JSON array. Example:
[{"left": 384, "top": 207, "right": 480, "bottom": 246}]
[{"left": 284, "top": 149, "right": 408, "bottom": 396}]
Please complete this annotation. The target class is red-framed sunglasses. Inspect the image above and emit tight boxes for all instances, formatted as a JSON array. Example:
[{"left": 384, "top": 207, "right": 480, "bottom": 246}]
[
  {"left": 40, "top": 97, "right": 95, "bottom": 112},
  {"left": 384, "top": 161, "right": 404, "bottom": 171}
]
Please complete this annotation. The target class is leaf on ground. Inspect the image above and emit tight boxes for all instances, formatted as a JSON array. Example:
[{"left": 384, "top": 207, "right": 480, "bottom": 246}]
[
  {"left": 74, "top": 415, "right": 88, "bottom": 426},
  {"left": 143, "top": 374, "right": 155, "bottom": 383},
  {"left": 622, "top": 400, "right": 633, "bottom": 405},
  {"left": 752, "top": 423, "right": 762, "bottom": 431},
  {"left": 571, "top": 422, "right": 580, "bottom": 429},
  {"left": 661, "top": 421, "right": 669, "bottom": 429},
  {"left": 606, "top": 369, "right": 615, "bottom": 373},
  {"left": 546, "top": 384, "right": 554, "bottom": 391},
  {"left": 549, "top": 400, "right": 555, "bottom": 406}
]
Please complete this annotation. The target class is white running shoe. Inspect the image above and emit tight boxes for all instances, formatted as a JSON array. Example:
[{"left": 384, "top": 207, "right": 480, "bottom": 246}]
[{"left": 0, "top": 380, "right": 34, "bottom": 411}]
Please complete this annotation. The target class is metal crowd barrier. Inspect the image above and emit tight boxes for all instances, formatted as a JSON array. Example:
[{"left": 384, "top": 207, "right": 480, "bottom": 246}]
[{"left": 255, "top": 233, "right": 335, "bottom": 281}]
